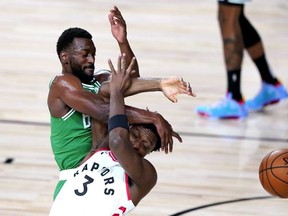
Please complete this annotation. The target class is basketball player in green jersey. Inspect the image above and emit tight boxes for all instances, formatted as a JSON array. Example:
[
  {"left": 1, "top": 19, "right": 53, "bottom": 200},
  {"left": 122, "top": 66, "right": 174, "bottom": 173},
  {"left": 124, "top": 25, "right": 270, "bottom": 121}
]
[
  {"left": 48, "top": 6, "right": 195, "bottom": 199},
  {"left": 49, "top": 54, "right": 184, "bottom": 216}
]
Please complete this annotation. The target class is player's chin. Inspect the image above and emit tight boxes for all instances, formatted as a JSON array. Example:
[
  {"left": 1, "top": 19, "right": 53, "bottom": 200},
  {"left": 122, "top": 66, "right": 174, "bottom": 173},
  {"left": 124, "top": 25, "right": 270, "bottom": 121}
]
[{"left": 85, "top": 68, "right": 94, "bottom": 75}]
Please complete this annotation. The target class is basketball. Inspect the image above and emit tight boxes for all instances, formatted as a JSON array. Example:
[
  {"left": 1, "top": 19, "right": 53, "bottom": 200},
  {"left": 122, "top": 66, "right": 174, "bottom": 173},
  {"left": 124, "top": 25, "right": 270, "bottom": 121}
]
[{"left": 258, "top": 149, "right": 288, "bottom": 198}]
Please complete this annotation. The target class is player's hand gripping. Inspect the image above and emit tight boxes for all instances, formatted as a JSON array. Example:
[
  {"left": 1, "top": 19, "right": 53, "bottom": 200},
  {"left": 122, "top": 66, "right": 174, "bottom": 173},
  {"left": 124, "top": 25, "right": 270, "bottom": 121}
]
[
  {"left": 160, "top": 77, "right": 196, "bottom": 103},
  {"left": 153, "top": 112, "right": 182, "bottom": 154},
  {"left": 108, "top": 6, "right": 127, "bottom": 44}
]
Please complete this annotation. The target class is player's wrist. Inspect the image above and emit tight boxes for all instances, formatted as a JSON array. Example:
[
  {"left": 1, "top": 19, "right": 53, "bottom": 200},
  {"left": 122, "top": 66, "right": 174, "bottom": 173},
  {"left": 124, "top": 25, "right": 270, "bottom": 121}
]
[{"left": 108, "top": 114, "right": 129, "bottom": 133}]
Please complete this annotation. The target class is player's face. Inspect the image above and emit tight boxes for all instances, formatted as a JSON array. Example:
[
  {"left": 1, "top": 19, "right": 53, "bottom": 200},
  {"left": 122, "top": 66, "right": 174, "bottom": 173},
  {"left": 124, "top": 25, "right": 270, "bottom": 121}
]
[
  {"left": 69, "top": 38, "right": 96, "bottom": 84},
  {"left": 129, "top": 125, "right": 157, "bottom": 157}
]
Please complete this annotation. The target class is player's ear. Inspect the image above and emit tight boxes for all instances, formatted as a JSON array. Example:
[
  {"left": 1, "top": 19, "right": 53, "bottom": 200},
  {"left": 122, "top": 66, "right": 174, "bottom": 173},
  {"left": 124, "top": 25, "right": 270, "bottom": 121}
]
[{"left": 60, "top": 51, "right": 68, "bottom": 64}]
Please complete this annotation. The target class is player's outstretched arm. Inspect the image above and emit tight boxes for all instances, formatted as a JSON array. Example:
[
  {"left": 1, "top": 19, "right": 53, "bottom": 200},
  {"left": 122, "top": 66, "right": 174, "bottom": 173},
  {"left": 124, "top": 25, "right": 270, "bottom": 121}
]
[
  {"left": 99, "top": 72, "right": 196, "bottom": 103},
  {"left": 108, "top": 5, "right": 139, "bottom": 78}
]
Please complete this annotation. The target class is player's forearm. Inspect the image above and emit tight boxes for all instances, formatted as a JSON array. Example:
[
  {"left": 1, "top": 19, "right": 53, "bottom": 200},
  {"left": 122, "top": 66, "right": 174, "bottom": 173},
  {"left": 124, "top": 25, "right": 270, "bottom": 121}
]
[
  {"left": 125, "top": 77, "right": 161, "bottom": 96},
  {"left": 99, "top": 77, "right": 161, "bottom": 99},
  {"left": 118, "top": 40, "right": 139, "bottom": 77},
  {"left": 109, "top": 91, "right": 126, "bottom": 117},
  {"left": 125, "top": 105, "right": 159, "bottom": 125},
  {"left": 86, "top": 97, "right": 158, "bottom": 125}
]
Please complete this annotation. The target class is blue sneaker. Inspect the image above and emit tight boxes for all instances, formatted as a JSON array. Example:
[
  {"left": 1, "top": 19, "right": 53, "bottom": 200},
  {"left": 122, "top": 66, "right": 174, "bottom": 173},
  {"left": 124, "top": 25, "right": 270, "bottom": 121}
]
[
  {"left": 196, "top": 93, "right": 248, "bottom": 119},
  {"left": 245, "top": 82, "right": 288, "bottom": 111}
]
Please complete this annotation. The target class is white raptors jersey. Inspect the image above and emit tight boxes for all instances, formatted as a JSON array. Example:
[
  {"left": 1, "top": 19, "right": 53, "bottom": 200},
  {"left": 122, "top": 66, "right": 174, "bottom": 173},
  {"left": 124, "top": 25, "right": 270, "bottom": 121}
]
[{"left": 49, "top": 148, "right": 135, "bottom": 216}]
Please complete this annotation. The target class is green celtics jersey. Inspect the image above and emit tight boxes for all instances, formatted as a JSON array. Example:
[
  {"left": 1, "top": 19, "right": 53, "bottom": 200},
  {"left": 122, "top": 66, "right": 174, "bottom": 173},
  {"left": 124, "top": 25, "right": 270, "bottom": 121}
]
[{"left": 50, "top": 81, "right": 101, "bottom": 171}]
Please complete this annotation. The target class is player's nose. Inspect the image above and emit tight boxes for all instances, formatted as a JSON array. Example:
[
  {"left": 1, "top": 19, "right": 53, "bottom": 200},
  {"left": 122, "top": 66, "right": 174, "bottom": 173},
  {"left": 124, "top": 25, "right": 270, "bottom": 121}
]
[{"left": 132, "top": 141, "right": 140, "bottom": 151}]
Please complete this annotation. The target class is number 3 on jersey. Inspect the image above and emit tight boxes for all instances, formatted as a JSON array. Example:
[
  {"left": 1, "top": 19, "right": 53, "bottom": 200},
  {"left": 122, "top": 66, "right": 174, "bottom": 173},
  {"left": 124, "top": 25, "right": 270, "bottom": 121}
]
[{"left": 74, "top": 175, "right": 94, "bottom": 196}]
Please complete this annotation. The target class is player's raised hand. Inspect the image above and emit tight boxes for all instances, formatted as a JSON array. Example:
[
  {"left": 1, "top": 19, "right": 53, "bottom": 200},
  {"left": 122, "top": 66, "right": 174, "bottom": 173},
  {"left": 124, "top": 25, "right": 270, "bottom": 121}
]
[{"left": 108, "top": 6, "right": 127, "bottom": 44}]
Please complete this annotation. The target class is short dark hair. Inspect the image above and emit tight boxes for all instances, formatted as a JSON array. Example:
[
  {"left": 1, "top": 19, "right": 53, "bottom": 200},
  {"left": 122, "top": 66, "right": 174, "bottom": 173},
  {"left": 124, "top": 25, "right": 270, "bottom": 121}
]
[{"left": 56, "top": 27, "right": 92, "bottom": 57}]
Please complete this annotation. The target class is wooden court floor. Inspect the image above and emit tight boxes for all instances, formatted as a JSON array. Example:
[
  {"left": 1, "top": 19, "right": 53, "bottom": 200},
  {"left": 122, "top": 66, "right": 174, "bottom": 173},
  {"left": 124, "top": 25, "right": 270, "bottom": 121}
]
[{"left": 0, "top": 0, "right": 287, "bottom": 215}]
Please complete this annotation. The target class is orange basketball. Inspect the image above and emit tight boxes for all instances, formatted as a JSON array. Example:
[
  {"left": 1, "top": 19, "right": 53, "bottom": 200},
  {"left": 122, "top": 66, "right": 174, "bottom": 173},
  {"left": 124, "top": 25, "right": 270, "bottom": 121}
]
[{"left": 259, "top": 149, "right": 288, "bottom": 198}]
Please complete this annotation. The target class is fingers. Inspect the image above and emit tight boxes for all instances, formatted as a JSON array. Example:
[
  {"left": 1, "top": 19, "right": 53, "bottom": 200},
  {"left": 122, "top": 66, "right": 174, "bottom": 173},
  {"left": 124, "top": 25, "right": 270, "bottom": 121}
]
[
  {"left": 117, "top": 54, "right": 122, "bottom": 73},
  {"left": 120, "top": 53, "right": 126, "bottom": 71},
  {"left": 109, "top": 53, "right": 135, "bottom": 77},
  {"left": 169, "top": 142, "right": 173, "bottom": 153},
  {"left": 110, "top": 5, "right": 120, "bottom": 14},
  {"left": 168, "top": 94, "right": 178, "bottom": 103},
  {"left": 178, "top": 77, "right": 196, "bottom": 97},
  {"left": 160, "top": 127, "right": 175, "bottom": 154},
  {"left": 109, "top": 6, "right": 125, "bottom": 25},
  {"left": 172, "top": 131, "right": 182, "bottom": 143},
  {"left": 168, "top": 133, "right": 173, "bottom": 153},
  {"left": 112, "top": 5, "right": 119, "bottom": 11},
  {"left": 161, "top": 138, "right": 166, "bottom": 152},
  {"left": 163, "top": 134, "right": 172, "bottom": 154},
  {"left": 187, "top": 82, "right": 196, "bottom": 97},
  {"left": 108, "top": 54, "right": 126, "bottom": 75},
  {"left": 161, "top": 132, "right": 182, "bottom": 154},
  {"left": 108, "top": 59, "right": 115, "bottom": 74},
  {"left": 112, "top": 53, "right": 127, "bottom": 73},
  {"left": 166, "top": 132, "right": 182, "bottom": 154},
  {"left": 126, "top": 57, "right": 136, "bottom": 74},
  {"left": 155, "top": 115, "right": 182, "bottom": 154},
  {"left": 111, "top": 6, "right": 122, "bottom": 19},
  {"left": 160, "top": 131, "right": 169, "bottom": 154}
]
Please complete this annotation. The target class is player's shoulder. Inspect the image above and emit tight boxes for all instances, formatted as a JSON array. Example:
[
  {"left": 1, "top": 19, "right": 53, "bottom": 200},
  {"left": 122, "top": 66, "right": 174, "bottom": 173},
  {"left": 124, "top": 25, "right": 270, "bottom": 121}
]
[
  {"left": 94, "top": 69, "right": 111, "bottom": 83},
  {"left": 50, "top": 74, "right": 81, "bottom": 87}
]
